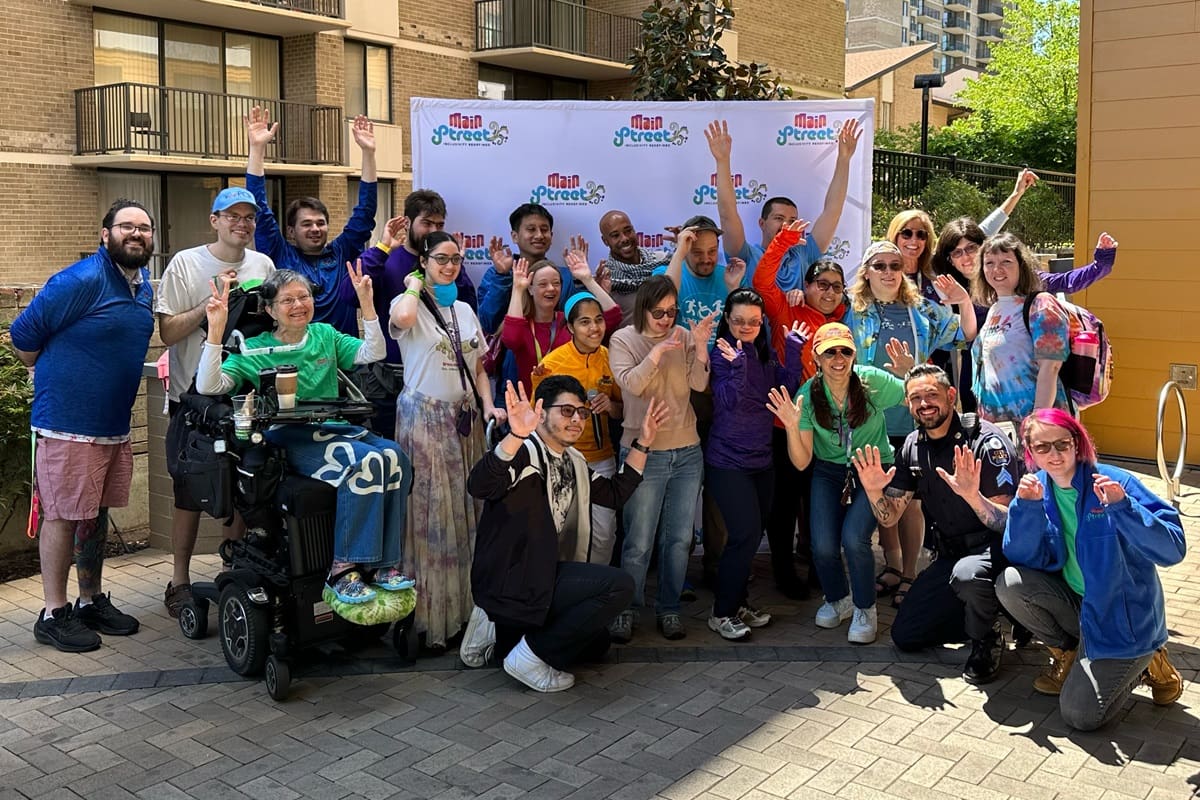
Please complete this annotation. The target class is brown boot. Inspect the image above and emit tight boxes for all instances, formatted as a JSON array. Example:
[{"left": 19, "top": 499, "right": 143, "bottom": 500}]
[
  {"left": 1142, "top": 646, "right": 1184, "bottom": 705},
  {"left": 1033, "top": 645, "right": 1077, "bottom": 695}
]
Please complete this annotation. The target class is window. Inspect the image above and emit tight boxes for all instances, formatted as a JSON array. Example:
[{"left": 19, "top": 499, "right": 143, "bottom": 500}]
[
  {"left": 880, "top": 101, "right": 893, "bottom": 132},
  {"left": 349, "top": 178, "right": 394, "bottom": 247},
  {"left": 345, "top": 41, "right": 391, "bottom": 122},
  {"left": 477, "top": 65, "right": 585, "bottom": 101}
]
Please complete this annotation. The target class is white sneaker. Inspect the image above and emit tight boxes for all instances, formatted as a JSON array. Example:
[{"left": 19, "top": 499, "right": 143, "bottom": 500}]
[
  {"left": 738, "top": 604, "right": 771, "bottom": 628},
  {"left": 459, "top": 605, "right": 496, "bottom": 668},
  {"left": 708, "top": 614, "right": 751, "bottom": 640},
  {"left": 503, "top": 636, "right": 575, "bottom": 693},
  {"left": 847, "top": 606, "right": 878, "bottom": 644},
  {"left": 815, "top": 596, "right": 854, "bottom": 629}
]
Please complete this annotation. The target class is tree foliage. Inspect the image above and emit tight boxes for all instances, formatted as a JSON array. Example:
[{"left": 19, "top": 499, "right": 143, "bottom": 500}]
[
  {"left": 0, "top": 324, "right": 32, "bottom": 528},
  {"left": 628, "top": 0, "right": 791, "bottom": 101}
]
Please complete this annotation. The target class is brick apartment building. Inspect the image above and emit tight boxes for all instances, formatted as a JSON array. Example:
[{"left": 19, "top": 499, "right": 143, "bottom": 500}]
[
  {"left": 845, "top": 0, "right": 1004, "bottom": 74},
  {"left": 4, "top": 0, "right": 846, "bottom": 288}
]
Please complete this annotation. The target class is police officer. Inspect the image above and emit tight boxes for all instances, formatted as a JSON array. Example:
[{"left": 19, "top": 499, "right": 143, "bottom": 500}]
[{"left": 851, "top": 364, "right": 1020, "bottom": 684}]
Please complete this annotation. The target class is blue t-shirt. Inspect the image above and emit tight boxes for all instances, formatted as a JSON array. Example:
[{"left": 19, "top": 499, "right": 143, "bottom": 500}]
[
  {"left": 737, "top": 236, "right": 824, "bottom": 292},
  {"left": 871, "top": 303, "right": 919, "bottom": 438},
  {"left": 652, "top": 262, "right": 739, "bottom": 348}
]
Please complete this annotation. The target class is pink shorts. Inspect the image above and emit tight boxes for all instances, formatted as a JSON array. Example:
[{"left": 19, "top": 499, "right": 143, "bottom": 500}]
[{"left": 35, "top": 438, "right": 133, "bottom": 521}]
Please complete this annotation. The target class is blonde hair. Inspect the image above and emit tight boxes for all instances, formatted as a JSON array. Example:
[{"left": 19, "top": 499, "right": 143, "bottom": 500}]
[
  {"left": 886, "top": 210, "right": 937, "bottom": 280},
  {"left": 520, "top": 260, "right": 562, "bottom": 319},
  {"left": 849, "top": 241, "right": 921, "bottom": 312}
]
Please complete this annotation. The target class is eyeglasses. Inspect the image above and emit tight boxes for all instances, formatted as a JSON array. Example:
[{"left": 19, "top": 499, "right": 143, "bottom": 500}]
[
  {"left": 949, "top": 242, "right": 980, "bottom": 260},
  {"left": 869, "top": 261, "right": 904, "bottom": 273},
  {"left": 728, "top": 317, "right": 762, "bottom": 328},
  {"left": 649, "top": 307, "right": 679, "bottom": 320},
  {"left": 274, "top": 294, "right": 313, "bottom": 308},
  {"left": 813, "top": 279, "right": 844, "bottom": 294},
  {"left": 427, "top": 254, "right": 464, "bottom": 266},
  {"left": 1029, "top": 438, "right": 1074, "bottom": 455},
  {"left": 820, "top": 347, "right": 855, "bottom": 358},
  {"left": 547, "top": 404, "right": 592, "bottom": 420},
  {"left": 219, "top": 212, "right": 257, "bottom": 226},
  {"left": 899, "top": 228, "right": 928, "bottom": 241},
  {"left": 110, "top": 222, "right": 154, "bottom": 236}
]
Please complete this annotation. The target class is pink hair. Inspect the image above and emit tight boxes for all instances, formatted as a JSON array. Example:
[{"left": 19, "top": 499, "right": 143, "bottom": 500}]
[{"left": 1020, "top": 409, "right": 1098, "bottom": 470}]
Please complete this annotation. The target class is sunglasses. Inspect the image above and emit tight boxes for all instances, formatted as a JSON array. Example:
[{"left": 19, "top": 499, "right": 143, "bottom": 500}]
[
  {"left": 547, "top": 404, "right": 592, "bottom": 420},
  {"left": 1029, "top": 438, "right": 1074, "bottom": 455},
  {"left": 869, "top": 261, "right": 904, "bottom": 273},
  {"left": 649, "top": 307, "right": 679, "bottom": 320},
  {"left": 728, "top": 317, "right": 762, "bottom": 328},
  {"left": 899, "top": 228, "right": 928, "bottom": 241},
  {"left": 949, "top": 242, "right": 980, "bottom": 260},
  {"left": 812, "top": 279, "right": 844, "bottom": 293},
  {"left": 820, "top": 347, "right": 854, "bottom": 358}
]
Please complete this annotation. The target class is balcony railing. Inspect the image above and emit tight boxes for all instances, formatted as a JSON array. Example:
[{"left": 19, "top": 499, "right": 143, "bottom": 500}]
[
  {"left": 977, "top": 0, "right": 1004, "bottom": 18},
  {"left": 236, "top": 0, "right": 344, "bottom": 18},
  {"left": 977, "top": 21, "right": 1002, "bottom": 39},
  {"left": 75, "top": 83, "right": 344, "bottom": 165},
  {"left": 941, "top": 11, "right": 968, "bottom": 31},
  {"left": 475, "top": 0, "right": 641, "bottom": 63}
]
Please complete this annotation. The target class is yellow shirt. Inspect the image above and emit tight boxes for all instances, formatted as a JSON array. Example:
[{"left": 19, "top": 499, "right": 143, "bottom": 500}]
[{"left": 532, "top": 341, "right": 622, "bottom": 463}]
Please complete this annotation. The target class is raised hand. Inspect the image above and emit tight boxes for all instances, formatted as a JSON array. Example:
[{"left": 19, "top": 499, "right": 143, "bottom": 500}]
[
  {"left": 663, "top": 225, "right": 682, "bottom": 245},
  {"left": 1016, "top": 473, "right": 1044, "bottom": 502},
  {"left": 675, "top": 227, "right": 697, "bottom": 253},
  {"left": 649, "top": 328, "right": 684, "bottom": 364},
  {"left": 766, "top": 386, "right": 803, "bottom": 429},
  {"left": 1014, "top": 168, "right": 1038, "bottom": 196},
  {"left": 346, "top": 259, "right": 373, "bottom": 310},
  {"left": 382, "top": 216, "right": 409, "bottom": 249},
  {"left": 511, "top": 257, "right": 532, "bottom": 292},
  {"left": 783, "top": 218, "right": 810, "bottom": 239},
  {"left": 565, "top": 249, "right": 592, "bottom": 282},
  {"left": 837, "top": 118, "right": 862, "bottom": 161},
  {"left": 935, "top": 445, "right": 983, "bottom": 499},
  {"left": 789, "top": 320, "right": 813, "bottom": 343},
  {"left": 452, "top": 231, "right": 466, "bottom": 253},
  {"left": 851, "top": 445, "right": 896, "bottom": 493},
  {"left": 785, "top": 289, "right": 806, "bottom": 308},
  {"left": 595, "top": 259, "right": 612, "bottom": 293},
  {"left": 705, "top": 119, "right": 732, "bottom": 163},
  {"left": 566, "top": 235, "right": 589, "bottom": 263},
  {"left": 205, "top": 277, "right": 231, "bottom": 340},
  {"left": 350, "top": 115, "right": 376, "bottom": 152},
  {"left": 244, "top": 105, "right": 278, "bottom": 149},
  {"left": 690, "top": 310, "right": 719, "bottom": 348},
  {"left": 934, "top": 273, "right": 970, "bottom": 306},
  {"left": 403, "top": 269, "right": 424, "bottom": 293},
  {"left": 883, "top": 337, "right": 915, "bottom": 377},
  {"left": 488, "top": 236, "right": 514, "bottom": 274},
  {"left": 715, "top": 337, "right": 743, "bottom": 363},
  {"left": 1097, "top": 231, "right": 1118, "bottom": 250},
  {"left": 724, "top": 257, "right": 747, "bottom": 290},
  {"left": 639, "top": 397, "right": 670, "bottom": 447},
  {"left": 504, "top": 380, "right": 541, "bottom": 437},
  {"left": 1092, "top": 473, "right": 1126, "bottom": 506}
]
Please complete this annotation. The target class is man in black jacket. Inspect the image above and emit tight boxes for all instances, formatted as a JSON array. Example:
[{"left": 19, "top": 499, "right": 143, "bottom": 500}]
[{"left": 468, "top": 376, "right": 668, "bottom": 692}]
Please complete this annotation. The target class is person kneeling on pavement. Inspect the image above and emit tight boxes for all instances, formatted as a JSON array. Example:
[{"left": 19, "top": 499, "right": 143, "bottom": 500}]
[
  {"left": 852, "top": 365, "right": 1018, "bottom": 685},
  {"left": 467, "top": 376, "right": 669, "bottom": 692}
]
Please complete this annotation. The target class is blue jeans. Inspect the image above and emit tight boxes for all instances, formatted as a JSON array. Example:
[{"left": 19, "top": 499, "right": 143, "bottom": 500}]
[
  {"left": 619, "top": 443, "right": 704, "bottom": 616},
  {"left": 266, "top": 423, "right": 412, "bottom": 567},
  {"left": 810, "top": 459, "right": 877, "bottom": 610}
]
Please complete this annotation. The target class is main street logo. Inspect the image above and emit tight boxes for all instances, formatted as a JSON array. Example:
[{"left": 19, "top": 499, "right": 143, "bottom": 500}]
[
  {"left": 612, "top": 114, "right": 688, "bottom": 147},
  {"left": 693, "top": 173, "right": 769, "bottom": 206},
  {"left": 638, "top": 231, "right": 666, "bottom": 248},
  {"left": 430, "top": 113, "right": 509, "bottom": 146},
  {"left": 460, "top": 233, "right": 491, "bottom": 268},
  {"left": 776, "top": 112, "right": 840, "bottom": 146},
  {"left": 530, "top": 173, "right": 606, "bottom": 206}
]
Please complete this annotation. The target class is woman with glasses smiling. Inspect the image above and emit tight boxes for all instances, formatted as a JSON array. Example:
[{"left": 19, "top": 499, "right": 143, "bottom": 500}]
[
  {"left": 845, "top": 240, "right": 976, "bottom": 604},
  {"left": 996, "top": 409, "right": 1184, "bottom": 729}
]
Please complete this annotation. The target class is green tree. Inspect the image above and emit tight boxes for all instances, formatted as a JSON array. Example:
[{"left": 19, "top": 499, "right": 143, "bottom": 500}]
[{"left": 628, "top": 0, "right": 791, "bottom": 101}]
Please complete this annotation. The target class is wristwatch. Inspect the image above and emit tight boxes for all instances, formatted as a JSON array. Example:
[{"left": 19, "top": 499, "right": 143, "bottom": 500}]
[{"left": 630, "top": 439, "right": 650, "bottom": 454}]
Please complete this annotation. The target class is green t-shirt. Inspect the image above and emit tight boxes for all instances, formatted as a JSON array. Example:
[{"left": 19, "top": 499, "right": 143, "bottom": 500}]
[
  {"left": 220, "top": 323, "right": 362, "bottom": 400},
  {"left": 797, "top": 364, "right": 906, "bottom": 465},
  {"left": 1051, "top": 482, "right": 1086, "bottom": 596}
]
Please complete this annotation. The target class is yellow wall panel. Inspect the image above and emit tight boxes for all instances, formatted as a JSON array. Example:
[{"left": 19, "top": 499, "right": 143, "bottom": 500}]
[
  {"left": 1088, "top": 188, "right": 1200, "bottom": 217},
  {"left": 1092, "top": 128, "right": 1200, "bottom": 161},
  {"left": 1093, "top": 32, "right": 1200, "bottom": 70},
  {"left": 1093, "top": 3, "right": 1196, "bottom": 41},
  {"left": 1092, "top": 97, "right": 1200, "bottom": 130},
  {"left": 1087, "top": 158, "right": 1200, "bottom": 190},
  {"left": 1094, "top": 64, "right": 1200, "bottom": 100}
]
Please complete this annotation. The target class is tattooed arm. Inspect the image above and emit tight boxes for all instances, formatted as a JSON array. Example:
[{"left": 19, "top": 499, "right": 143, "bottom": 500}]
[
  {"left": 851, "top": 445, "right": 913, "bottom": 527},
  {"left": 871, "top": 486, "right": 915, "bottom": 528}
]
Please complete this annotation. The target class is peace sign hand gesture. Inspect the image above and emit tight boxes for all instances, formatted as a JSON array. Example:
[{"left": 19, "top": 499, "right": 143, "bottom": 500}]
[
  {"left": 346, "top": 259, "right": 374, "bottom": 314},
  {"left": 205, "top": 277, "right": 231, "bottom": 343}
]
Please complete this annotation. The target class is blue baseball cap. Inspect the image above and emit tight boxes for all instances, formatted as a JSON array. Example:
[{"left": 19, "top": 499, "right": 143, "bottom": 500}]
[{"left": 211, "top": 187, "right": 257, "bottom": 214}]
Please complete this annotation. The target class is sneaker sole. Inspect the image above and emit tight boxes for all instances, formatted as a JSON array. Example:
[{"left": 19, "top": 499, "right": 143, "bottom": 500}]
[
  {"left": 34, "top": 628, "right": 101, "bottom": 653},
  {"left": 740, "top": 616, "right": 771, "bottom": 629},
  {"left": 815, "top": 614, "right": 850, "bottom": 629},
  {"left": 79, "top": 620, "right": 139, "bottom": 636},
  {"left": 707, "top": 619, "right": 750, "bottom": 640},
  {"left": 503, "top": 660, "right": 574, "bottom": 693},
  {"left": 847, "top": 630, "right": 877, "bottom": 644}
]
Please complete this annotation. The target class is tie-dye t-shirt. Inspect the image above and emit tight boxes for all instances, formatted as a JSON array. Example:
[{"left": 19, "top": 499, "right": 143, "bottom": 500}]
[{"left": 972, "top": 294, "right": 1070, "bottom": 424}]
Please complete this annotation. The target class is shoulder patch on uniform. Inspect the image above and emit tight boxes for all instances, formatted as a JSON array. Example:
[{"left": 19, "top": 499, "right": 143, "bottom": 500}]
[{"left": 984, "top": 436, "right": 1010, "bottom": 467}]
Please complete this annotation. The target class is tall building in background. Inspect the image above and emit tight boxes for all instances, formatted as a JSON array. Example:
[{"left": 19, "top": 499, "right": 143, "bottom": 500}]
[
  {"left": 0, "top": 0, "right": 845, "bottom": 287},
  {"left": 845, "top": 0, "right": 1003, "bottom": 73}
]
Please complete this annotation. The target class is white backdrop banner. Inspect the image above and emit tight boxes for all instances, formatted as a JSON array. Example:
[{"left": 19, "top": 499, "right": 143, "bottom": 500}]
[{"left": 411, "top": 97, "right": 875, "bottom": 286}]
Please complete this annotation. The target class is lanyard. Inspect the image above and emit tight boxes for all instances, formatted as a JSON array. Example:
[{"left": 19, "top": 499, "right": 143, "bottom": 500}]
[{"left": 531, "top": 318, "right": 559, "bottom": 364}]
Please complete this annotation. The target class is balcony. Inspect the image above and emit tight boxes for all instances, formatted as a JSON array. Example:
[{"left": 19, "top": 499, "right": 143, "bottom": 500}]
[
  {"left": 943, "top": 0, "right": 968, "bottom": 11},
  {"left": 942, "top": 11, "right": 969, "bottom": 32},
  {"left": 472, "top": 0, "right": 641, "bottom": 80},
  {"left": 977, "top": 20, "right": 1002, "bottom": 40},
  {"left": 915, "top": 1, "right": 942, "bottom": 23},
  {"left": 975, "top": 42, "right": 993, "bottom": 62},
  {"left": 938, "top": 35, "right": 968, "bottom": 54},
  {"left": 69, "top": 0, "right": 349, "bottom": 36},
  {"left": 73, "top": 83, "right": 348, "bottom": 174},
  {"left": 977, "top": 0, "right": 1004, "bottom": 20}
]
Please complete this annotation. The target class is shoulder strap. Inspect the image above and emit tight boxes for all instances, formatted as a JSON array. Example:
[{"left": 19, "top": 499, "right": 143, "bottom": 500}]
[
  {"left": 419, "top": 291, "right": 484, "bottom": 410},
  {"left": 1021, "top": 292, "right": 1040, "bottom": 334}
]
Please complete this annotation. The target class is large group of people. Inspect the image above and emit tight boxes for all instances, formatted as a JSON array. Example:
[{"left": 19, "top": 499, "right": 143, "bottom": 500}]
[{"left": 10, "top": 106, "right": 1186, "bottom": 731}]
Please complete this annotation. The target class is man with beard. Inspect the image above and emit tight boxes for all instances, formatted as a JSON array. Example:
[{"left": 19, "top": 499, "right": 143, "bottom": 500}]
[
  {"left": 10, "top": 200, "right": 156, "bottom": 652},
  {"left": 244, "top": 105, "right": 377, "bottom": 336},
  {"left": 851, "top": 364, "right": 1019, "bottom": 684},
  {"left": 598, "top": 210, "right": 669, "bottom": 328}
]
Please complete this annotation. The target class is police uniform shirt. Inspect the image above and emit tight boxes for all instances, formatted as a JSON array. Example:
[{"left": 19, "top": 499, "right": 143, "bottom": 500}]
[{"left": 890, "top": 414, "right": 1022, "bottom": 543}]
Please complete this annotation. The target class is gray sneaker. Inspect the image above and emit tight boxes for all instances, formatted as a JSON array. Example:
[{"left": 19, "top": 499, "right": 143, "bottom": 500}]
[
  {"left": 658, "top": 613, "right": 686, "bottom": 640},
  {"left": 608, "top": 609, "right": 635, "bottom": 644}
]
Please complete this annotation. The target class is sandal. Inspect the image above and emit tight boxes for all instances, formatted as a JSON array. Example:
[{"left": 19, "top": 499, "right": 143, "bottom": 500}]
[
  {"left": 327, "top": 568, "right": 376, "bottom": 605},
  {"left": 373, "top": 567, "right": 416, "bottom": 592},
  {"left": 164, "top": 582, "right": 192, "bottom": 619},
  {"left": 891, "top": 576, "right": 915, "bottom": 608},
  {"left": 875, "top": 566, "right": 903, "bottom": 597}
]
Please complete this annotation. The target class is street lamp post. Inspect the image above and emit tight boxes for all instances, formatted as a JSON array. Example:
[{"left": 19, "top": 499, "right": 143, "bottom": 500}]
[{"left": 913, "top": 72, "right": 945, "bottom": 156}]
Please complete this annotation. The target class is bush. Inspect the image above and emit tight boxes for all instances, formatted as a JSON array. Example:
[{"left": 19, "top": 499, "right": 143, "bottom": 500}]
[
  {"left": 0, "top": 324, "right": 32, "bottom": 530},
  {"left": 1006, "top": 183, "right": 1073, "bottom": 251},
  {"left": 871, "top": 192, "right": 907, "bottom": 241},
  {"left": 918, "top": 177, "right": 993, "bottom": 230}
]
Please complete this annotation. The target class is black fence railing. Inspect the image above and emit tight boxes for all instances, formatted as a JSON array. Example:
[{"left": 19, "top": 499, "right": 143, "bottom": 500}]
[
  {"left": 75, "top": 83, "right": 344, "bottom": 165},
  {"left": 238, "top": 0, "right": 344, "bottom": 18},
  {"left": 474, "top": 0, "right": 641, "bottom": 63}
]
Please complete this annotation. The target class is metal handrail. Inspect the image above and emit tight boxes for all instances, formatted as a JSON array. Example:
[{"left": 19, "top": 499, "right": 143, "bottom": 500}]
[{"left": 1155, "top": 381, "right": 1188, "bottom": 508}]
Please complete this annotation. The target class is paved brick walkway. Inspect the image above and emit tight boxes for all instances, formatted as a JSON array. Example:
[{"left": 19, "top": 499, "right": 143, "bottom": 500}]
[{"left": 0, "top": 460, "right": 1198, "bottom": 799}]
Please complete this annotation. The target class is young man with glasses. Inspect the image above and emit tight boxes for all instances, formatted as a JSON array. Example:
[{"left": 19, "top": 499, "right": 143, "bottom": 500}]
[
  {"left": 468, "top": 376, "right": 668, "bottom": 691},
  {"left": 10, "top": 200, "right": 157, "bottom": 652},
  {"left": 154, "top": 187, "right": 275, "bottom": 619}
]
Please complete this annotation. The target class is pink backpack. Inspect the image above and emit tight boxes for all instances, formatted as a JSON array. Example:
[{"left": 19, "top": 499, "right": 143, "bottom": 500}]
[{"left": 1022, "top": 292, "right": 1114, "bottom": 410}]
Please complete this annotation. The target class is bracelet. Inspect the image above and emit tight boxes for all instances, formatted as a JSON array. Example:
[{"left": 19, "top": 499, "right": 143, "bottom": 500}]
[
  {"left": 510, "top": 432, "right": 529, "bottom": 440},
  {"left": 404, "top": 288, "right": 420, "bottom": 297},
  {"left": 630, "top": 439, "right": 650, "bottom": 454},
  {"left": 377, "top": 241, "right": 392, "bottom": 255}
]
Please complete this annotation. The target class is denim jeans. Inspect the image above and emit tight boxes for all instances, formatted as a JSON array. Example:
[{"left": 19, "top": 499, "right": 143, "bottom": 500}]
[
  {"left": 707, "top": 466, "right": 773, "bottom": 618},
  {"left": 619, "top": 443, "right": 704, "bottom": 616},
  {"left": 265, "top": 423, "right": 412, "bottom": 567},
  {"left": 809, "top": 459, "right": 877, "bottom": 610}
]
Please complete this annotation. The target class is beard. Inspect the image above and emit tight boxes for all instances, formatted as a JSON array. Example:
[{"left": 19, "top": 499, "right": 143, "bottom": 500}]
[
  {"left": 916, "top": 407, "right": 952, "bottom": 430},
  {"left": 107, "top": 236, "right": 152, "bottom": 271}
]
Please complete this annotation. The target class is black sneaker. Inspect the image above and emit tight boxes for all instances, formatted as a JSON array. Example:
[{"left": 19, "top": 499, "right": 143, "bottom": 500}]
[
  {"left": 75, "top": 593, "right": 139, "bottom": 636},
  {"left": 34, "top": 605, "right": 101, "bottom": 653},
  {"left": 963, "top": 627, "right": 1005, "bottom": 685}
]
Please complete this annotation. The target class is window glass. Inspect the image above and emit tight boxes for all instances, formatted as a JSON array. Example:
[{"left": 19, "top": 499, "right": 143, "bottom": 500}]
[{"left": 93, "top": 12, "right": 158, "bottom": 85}]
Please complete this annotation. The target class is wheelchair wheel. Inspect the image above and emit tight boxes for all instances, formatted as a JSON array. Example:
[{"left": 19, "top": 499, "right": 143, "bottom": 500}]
[
  {"left": 219, "top": 584, "right": 270, "bottom": 677},
  {"left": 178, "top": 597, "right": 209, "bottom": 640},
  {"left": 265, "top": 655, "right": 290, "bottom": 702}
]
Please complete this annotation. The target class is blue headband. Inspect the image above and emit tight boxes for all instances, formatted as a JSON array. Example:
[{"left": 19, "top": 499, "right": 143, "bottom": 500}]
[{"left": 563, "top": 292, "right": 598, "bottom": 321}]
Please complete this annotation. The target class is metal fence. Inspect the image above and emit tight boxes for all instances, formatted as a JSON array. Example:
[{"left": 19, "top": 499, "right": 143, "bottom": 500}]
[
  {"left": 873, "top": 148, "right": 1076, "bottom": 210},
  {"left": 75, "top": 83, "right": 344, "bottom": 166},
  {"left": 239, "top": 0, "right": 344, "bottom": 18},
  {"left": 475, "top": 0, "right": 641, "bottom": 62}
]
